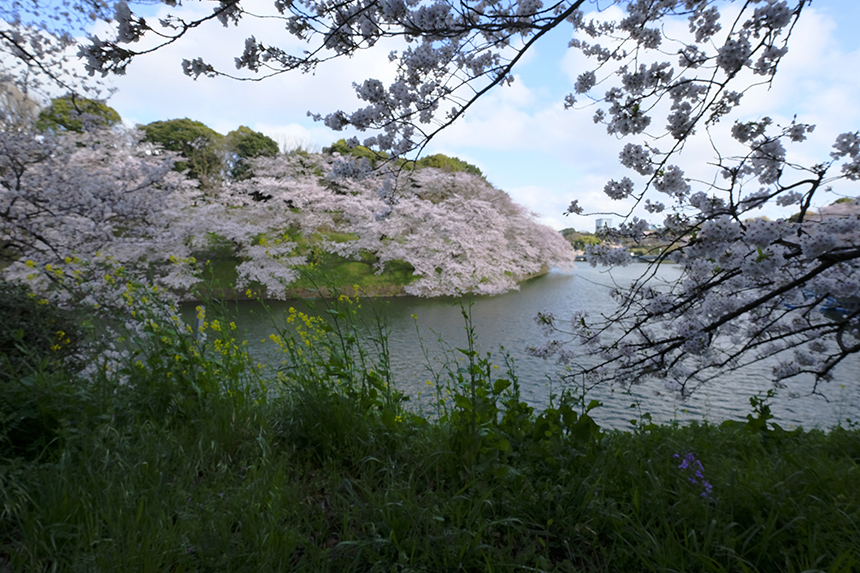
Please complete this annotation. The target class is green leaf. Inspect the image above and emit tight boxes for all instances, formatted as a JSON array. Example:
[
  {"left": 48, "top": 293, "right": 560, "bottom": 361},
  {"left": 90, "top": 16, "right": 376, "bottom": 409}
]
[
  {"left": 493, "top": 379, "right": 511, "bottom": 395},
  {"left": 454, "top": 394, "right": 472, "bottom": 411}
]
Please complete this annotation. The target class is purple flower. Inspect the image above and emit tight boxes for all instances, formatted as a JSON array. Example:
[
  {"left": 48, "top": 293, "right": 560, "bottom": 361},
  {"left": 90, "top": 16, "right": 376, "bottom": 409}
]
[{"left": 674, "top": 452, "right": 713, "bottom": 498}]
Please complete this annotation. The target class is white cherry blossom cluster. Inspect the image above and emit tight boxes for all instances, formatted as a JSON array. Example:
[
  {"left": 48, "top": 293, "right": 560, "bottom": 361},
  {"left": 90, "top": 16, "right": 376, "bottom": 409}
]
[
  {"left": 584, "top": 244, "right": 633, "bottom": 267},
  {"left": 688, "top": 5, "right": 720, "bottom": 43},
  {"left": 716, "top": 35, "right": 752, "bottom": 76},
  {"left": 618, "top": 143, "right": 653, "bottom": 175},
  {"left": 603, "top": 177, "right": 635, "bottom": 200},
  {"left": 610, "top": 217, "right": 652, "bottom": 243},
  {"left": 227, "top": 152, "right": 575, "bottom": 296},
  {"left": 653, "top": 165, "right": 690, "bottom": 198},
  {"left": 831, "top": 132, "right": 860, "bottom": 180},
  {"left": 644, "top": 199, "right": 665, "bottom": 213}
]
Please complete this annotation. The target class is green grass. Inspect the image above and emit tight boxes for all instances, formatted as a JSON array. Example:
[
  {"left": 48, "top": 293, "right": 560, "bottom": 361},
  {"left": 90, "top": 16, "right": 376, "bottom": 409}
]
[
  {"left": 288, "top": 253, "right": 416, "bottom": 296},
  {"left": 2, "top": 290, "right": 859, "bottom": 571},
  {"left": 191, "top": 231, "right": 417, "bottom": 299}
]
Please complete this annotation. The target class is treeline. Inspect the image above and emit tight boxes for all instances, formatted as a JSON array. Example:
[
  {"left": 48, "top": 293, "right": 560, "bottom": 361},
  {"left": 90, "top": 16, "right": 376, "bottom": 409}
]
[
  {"left": 326, "top": 139, "right": 484, "bottom": 177},
  {"left": 34, "top": 93, "right": 484, "bottom": 190}
]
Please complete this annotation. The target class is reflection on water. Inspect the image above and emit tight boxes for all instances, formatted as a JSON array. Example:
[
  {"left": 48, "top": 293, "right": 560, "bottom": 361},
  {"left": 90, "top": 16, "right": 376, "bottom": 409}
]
[{"left": 191, "top": 265, "right": 860, "bottom": 430}]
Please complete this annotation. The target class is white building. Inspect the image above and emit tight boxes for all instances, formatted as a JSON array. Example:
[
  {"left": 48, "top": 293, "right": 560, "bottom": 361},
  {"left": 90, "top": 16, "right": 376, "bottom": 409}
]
[{"left": 595, "top": 218, "right": 612, "bottom": 233}]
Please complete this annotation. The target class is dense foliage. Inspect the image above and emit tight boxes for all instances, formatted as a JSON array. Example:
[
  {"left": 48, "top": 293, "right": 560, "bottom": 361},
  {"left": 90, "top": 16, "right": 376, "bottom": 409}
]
[
  {"left": 1, "top": 292, "right": 858, "bottom": 570},
  {"left": 0, "top": 125, "right": 201, "bottom": 299},
  {"left": 226, "top": 151, "right": 574, "bottom": 296},
  {"left": 326, "top": 139, "right": 484, "bottom": 177},
  {"left": 142, "top": 118, "right": 226, "bottom": 187},
  {"left": 225, "top": 125, "right": 280, "bottom": 180},
  {"left": 35, "top": 94, "right": 121, "bottom": 133}
]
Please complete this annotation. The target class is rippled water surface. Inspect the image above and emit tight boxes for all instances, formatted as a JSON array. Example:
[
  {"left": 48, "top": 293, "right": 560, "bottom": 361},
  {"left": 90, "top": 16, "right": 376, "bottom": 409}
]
[{"left": 201, "top": 265, "right": 860, "bottom": 430}]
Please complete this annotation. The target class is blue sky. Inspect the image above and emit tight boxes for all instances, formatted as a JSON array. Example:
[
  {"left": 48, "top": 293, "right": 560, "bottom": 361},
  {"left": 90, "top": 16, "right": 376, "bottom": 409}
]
[{"left": 96, "top": 0, "right": 860, "bottom": 231}]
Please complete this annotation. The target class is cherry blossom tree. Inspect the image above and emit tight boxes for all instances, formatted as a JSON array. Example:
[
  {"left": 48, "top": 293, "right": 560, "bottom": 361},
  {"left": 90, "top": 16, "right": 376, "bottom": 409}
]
[
  {"left": 0, "top": 125, "right": 202, "bottom": 299},
  {"left": 228, "top": 151, "right": 575, "bottom": 295},
  {"left": 1, "top": 0, "right": 113, "bottom": 101},
  {"left": 0, "top": 81, "right": 40, "bottom": 131},
  {"left": 532, "top": 119, "right": 860, "bottom": 396},
  {"left": 0, "top": 121, "right": 317, "bottom": 303},
  {"left": 76, "top": 1, "right": 810, "bottom": 157}
]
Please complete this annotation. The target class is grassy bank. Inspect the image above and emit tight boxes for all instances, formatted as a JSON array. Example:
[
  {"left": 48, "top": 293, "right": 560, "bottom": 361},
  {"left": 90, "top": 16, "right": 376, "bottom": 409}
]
[
  {"left": 192, "top": 230, "right": 420, "bottom": 299},
  {"left": 2, "top": 288, "right": 859, "bottom": 571},
  {"left": 190, "top": 230, "right": 551, "bottom": 301},
  {"left": 195, "top": 252, "right": 417, "bottom": 299}
]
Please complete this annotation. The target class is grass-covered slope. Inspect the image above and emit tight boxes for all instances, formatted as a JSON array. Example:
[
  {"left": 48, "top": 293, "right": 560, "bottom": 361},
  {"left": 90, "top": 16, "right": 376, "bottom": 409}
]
[{"left": 190, "top": 229, "right": 419, "bottom": 299}]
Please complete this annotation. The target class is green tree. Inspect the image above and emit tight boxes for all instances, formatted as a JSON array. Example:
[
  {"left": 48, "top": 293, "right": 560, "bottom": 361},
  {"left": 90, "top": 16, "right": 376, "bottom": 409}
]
[
  {"left": 561, "top": 228, "right": 601, "bottom": 251},
  {"left": 142, "top": 118, "right": 224, "bottom": 188},
  {"left": 325, "top": 140, "right": 483, "bottom": 178},
  {"left": 326, "top": 138, "right": 386, "bottom": 166},
  {"left": 36, "top": 94, "right": 121, "bottom": 133},
  {"left": 224, "top": 126, "right": 279, "bottom": 180},
  {"left": 412, "top": 153, "right": 483, "bottom": 178}
]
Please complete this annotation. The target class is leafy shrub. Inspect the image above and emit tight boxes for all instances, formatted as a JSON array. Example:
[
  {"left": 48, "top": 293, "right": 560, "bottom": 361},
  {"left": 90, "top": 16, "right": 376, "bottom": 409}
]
[
  {"left": 0, "top": 282, "right": 87, "bottom": 460},
  {"left": 325, "top": 138, "right": 386, "bottom": 166},
  {"left": 0, "top": 281, "right": 84, "bottom": 377}
]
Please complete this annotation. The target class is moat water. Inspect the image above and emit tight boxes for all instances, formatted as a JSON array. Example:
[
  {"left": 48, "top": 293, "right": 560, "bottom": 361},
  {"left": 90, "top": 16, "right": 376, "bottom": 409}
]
[{"left": 192, "top": 265, "right": 860, "bottom": 430}]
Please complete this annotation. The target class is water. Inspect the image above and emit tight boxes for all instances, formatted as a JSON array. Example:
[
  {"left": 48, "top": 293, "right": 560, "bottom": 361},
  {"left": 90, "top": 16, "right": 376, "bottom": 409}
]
[{"left": 195, "top": 265, "right": 860, "bottom": 430}]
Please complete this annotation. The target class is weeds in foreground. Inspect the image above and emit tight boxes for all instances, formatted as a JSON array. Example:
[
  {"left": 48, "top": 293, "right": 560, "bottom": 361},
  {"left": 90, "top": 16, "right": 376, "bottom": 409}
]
[{"left": 1, "top": 286, "right": 859, "bottom": 572}]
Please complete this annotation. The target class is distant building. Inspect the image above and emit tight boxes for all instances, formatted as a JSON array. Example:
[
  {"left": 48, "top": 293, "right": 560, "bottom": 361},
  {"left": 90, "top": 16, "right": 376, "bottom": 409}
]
[{"left": 595, "top": 218, "right": 612, "bottom": 233}]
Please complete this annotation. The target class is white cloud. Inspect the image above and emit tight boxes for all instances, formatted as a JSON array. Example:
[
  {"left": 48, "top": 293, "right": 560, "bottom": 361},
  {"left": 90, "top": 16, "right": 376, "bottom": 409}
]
[{"left": 97, "top": 0, "right": 401, "bottom": 142}]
